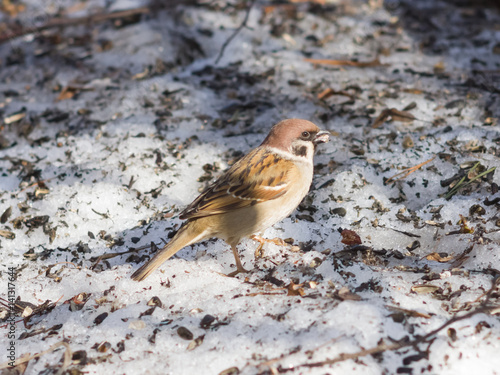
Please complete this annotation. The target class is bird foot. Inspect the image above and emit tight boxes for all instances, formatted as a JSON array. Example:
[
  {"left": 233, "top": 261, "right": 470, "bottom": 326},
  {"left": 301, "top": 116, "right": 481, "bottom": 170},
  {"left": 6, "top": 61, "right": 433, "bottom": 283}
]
[{"left": 224, "top": 266, "right": 252, "bottom": 278}]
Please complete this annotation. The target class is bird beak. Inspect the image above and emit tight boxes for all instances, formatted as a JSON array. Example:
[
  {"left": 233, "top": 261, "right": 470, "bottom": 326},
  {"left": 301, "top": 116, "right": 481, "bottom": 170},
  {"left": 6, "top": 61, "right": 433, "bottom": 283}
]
[{"left": 313, "top": 130, "right": 330, "bottom": 145}]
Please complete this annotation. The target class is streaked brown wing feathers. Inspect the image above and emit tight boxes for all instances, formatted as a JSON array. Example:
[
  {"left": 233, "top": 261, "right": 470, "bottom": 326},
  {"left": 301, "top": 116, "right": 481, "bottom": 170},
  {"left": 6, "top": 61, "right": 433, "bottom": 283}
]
[{"left": 179, "top": 148, "right": 295, "bottom": 220}]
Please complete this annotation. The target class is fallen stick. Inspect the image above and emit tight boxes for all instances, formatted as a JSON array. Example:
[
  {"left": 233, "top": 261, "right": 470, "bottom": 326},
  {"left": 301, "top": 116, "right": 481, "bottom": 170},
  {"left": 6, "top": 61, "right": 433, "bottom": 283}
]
[{"left": 0, "top": 7, "right": 150, "bottom": 44}]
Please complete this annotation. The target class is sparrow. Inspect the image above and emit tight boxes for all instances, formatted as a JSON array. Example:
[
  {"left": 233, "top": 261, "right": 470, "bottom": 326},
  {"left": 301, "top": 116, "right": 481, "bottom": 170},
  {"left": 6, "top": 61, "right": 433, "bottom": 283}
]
[{"left": 131, "top": 119, "right": 330, "bottom": 281}]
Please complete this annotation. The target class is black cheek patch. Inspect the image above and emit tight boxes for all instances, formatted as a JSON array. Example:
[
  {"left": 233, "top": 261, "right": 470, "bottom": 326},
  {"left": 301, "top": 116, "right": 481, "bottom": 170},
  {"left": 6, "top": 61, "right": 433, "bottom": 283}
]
[{"left": 292, "top": 145, "right": 308, "bottom": 157}]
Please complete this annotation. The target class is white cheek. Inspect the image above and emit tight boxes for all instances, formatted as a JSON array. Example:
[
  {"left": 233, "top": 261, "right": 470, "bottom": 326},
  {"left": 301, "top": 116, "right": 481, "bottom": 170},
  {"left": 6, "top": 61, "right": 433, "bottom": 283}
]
[{"left": 289, "top": 140, "right": 315, "bottom": 161}]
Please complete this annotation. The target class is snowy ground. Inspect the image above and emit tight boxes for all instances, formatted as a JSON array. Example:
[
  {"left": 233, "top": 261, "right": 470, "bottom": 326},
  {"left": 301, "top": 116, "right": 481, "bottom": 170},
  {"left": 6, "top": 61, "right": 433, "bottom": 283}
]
[{"left": 1, "top": 0, "right": 500, "bottom": 374}]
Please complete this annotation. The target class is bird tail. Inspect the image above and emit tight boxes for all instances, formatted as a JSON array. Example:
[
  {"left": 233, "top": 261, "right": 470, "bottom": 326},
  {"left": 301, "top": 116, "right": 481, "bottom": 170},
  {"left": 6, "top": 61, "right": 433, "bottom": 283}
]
[{"left": 131, "top": 222, "right": 208, "bottom": 281}]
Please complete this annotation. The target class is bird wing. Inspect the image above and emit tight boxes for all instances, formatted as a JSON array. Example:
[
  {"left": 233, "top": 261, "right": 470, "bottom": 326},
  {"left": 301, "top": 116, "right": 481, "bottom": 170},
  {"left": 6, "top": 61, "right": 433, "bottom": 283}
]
[{"left": 179, "top": 147, "right": 297, "bottom": 220}]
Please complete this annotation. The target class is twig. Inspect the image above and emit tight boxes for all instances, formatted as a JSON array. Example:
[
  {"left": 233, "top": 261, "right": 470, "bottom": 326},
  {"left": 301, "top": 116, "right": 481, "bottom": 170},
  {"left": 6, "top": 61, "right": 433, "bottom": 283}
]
[
  {"left": 89, "top": 239, "right": 167, "bottom": 269},
  {"left": 214, "top": 0, "right": 256, "bottom": 64},
  {"left": 255, "top": 277, "right": 499, "bottom": 372},
  {"left": 305, "top": 57, "right": 388, "bottom": 68},
  {"left": 258, "top": 335, "right": 346, "bottom": 369},
  {"left": 0, "top": 7, "right": 150, "bottom": 44},
  {"left": 298, "top": 277, "right": 499, "bottom": 369},
  {"left": 385, "top": 156, "right": 436, "bottom": 184}
]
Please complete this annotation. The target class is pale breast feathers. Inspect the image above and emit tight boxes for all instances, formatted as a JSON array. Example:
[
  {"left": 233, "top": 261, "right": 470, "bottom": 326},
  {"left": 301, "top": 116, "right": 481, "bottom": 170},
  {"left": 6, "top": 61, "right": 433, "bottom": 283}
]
[{"left": 179, "top": 148, "right": 299, "bottom": 220}]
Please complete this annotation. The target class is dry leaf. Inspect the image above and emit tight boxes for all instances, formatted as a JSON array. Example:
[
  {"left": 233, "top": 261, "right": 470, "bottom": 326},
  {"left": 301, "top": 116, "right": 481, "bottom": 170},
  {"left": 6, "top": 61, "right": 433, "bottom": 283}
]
[
  {"left": 434, "top": 61, "right": 445, "bottom": 73},
  {"left": 426, "top": 252, "right": 453, "bottom": 263},
  {"left": 386, "top": 305, "right": 431, "bottom": 319},
  {"left": 340, "top": 229, "right": 362, "bottom": 245},
  {"left": 372, "top": 109, "right": 390, "bottom": 128},
  {"left": 57, "top": 86, "right": 77, "bottom": 101},
  {"left": 317, "top": 88, "right": 355, "bottom": 101},
  {"left": 372, "top": 108, "right": 416, "bottom": 128},
  {"left": 337, "top": 286, "right": 361, "bottom": 301},
  {"left": 287, "top": 281, "right": 305, "bottom": 296},
  {"left": 0, "top": 229, "right": 15, "bottom": 239},
  {"left": 411, "top": 284, "right": 441, "bottom": 294},
  {"left": 187, "top": 335, "right": 205, "bottom": 351},
  {"left": 389, "top": 108, "right": 416, "bottom": 122}
]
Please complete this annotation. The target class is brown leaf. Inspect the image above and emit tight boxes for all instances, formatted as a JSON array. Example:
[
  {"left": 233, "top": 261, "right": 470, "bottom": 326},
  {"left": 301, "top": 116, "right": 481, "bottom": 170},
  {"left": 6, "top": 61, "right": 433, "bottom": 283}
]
[
  {"left": 411, "top": 284, "right": 441, "bottom": 294},
  {"left": 389, "top": 108, "right": 416, "bottom": 122},
  {"left": 372, "top": 109, "right": 390, "bottom": 128},
  {"left": 426, "top": 252, "right": 453, "bottom": 263},
  {"left": 317, "top": 88, "right": 355, "bottom": 101},
  {"left": 56, "top": 87, "right": 76, "bottom": 101},
  {"left": 0, "top": 229, "right": 15, "bottom": 239},
  {"left": 386, "top": 305, "right": 431, "bottom": 319},
  {"left": 287, "top": 281, "right": 305, "bottom": 296},
  {"left": 340, "top": 229, "right": 362, "bottom": 245},
  {"left": 372, "top": 108, "right": 416, "bottom": 128}
]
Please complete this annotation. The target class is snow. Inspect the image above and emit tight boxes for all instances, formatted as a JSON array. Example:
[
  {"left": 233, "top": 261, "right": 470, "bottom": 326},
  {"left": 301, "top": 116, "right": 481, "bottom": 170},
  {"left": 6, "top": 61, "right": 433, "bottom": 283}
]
[{"left": 1, "top": 0, "right": 500, "bottom": 374}]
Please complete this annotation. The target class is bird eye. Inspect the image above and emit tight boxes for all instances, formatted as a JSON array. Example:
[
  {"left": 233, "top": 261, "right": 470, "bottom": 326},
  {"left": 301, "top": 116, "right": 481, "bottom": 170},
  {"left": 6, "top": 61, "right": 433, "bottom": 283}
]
[{"left": 301, "top": 131, "right": 310, "bottom": 138}]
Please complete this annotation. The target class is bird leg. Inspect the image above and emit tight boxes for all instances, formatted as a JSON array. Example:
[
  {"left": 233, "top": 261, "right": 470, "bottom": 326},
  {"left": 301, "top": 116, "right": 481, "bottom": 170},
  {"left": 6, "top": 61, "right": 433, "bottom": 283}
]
[
  {"left": 225, "top": 245, "right": 251, "bottom": 277},
  {"left": 251, "top": 235, "right": 287, "bottom": 258}
]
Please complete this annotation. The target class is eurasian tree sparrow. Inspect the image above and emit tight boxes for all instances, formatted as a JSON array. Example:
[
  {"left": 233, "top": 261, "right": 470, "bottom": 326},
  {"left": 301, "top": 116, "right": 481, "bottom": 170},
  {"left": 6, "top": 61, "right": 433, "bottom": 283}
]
[{"left": 131, "top": 119, "right": 329, "bottom": 281}]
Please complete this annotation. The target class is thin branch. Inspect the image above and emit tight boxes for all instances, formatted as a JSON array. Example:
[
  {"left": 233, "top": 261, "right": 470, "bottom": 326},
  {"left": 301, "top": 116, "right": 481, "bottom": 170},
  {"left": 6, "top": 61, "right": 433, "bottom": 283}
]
[
  {"left": 0, "top": 7, "right": 150, "bottom": 44},
  {"left": 305, "top": 57, "right": 388, "bottom": 68},
  {"left": 256, "top": 276, "right": 499, "bottom": 371},
  {"left": 385, "top": 156, "right": 436, "bottom": 184},
  {"left": 214, "top": 0, "right": 256, "bottom": 65},
  {"left": 300, "top": 306, "right": 495, "bottom": 369}
]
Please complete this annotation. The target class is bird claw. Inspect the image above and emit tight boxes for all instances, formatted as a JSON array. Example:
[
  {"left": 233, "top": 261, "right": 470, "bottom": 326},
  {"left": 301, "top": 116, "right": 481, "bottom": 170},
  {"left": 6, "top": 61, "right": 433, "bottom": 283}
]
[{"left": 225, "top": 266, "right": 252, "bottom": 278}]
